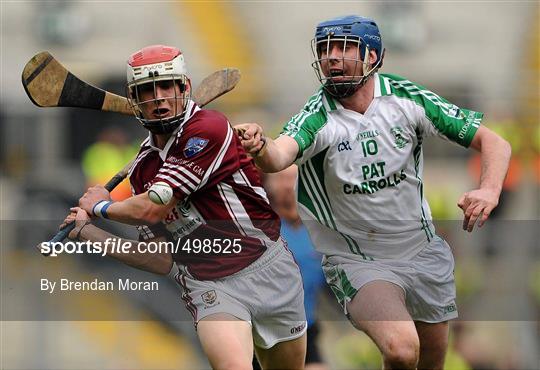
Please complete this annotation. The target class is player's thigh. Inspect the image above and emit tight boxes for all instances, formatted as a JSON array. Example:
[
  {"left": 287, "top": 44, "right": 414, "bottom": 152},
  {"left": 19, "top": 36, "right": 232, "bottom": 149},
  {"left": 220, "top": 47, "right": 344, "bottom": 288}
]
[
  {"left": 346, "top": 280, "right": 418, "bottom": 354},
  {"left": 255, "top": 333, "right": 306, "bottom": 370},
  {"left": 249, "top": 246, "right": 307, "bottom": 349},
  {"left": 415, "top": 320, "right": 449, "bottom": 351},
  {"left": 407, "top": 236, "right": 458, "bottom": 323},
  {"left": 347, "top": 280, "right": 411, "bottom": 323},
  {"left": 197, "top": 313, "right": 254, "bottom": 370}
]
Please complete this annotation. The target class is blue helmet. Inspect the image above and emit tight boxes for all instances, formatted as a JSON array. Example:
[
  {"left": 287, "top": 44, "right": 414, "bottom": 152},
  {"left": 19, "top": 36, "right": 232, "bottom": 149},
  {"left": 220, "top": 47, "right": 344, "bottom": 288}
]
[{"left": 311, "top": 15, "right": 385, "bottom": 98}]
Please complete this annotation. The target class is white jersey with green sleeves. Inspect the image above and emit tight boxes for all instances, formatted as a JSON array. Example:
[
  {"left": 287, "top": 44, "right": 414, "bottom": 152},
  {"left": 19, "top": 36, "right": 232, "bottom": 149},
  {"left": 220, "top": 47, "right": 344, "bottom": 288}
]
[{"left": 281, "top": 73, "right": 482, "bottom": 261}]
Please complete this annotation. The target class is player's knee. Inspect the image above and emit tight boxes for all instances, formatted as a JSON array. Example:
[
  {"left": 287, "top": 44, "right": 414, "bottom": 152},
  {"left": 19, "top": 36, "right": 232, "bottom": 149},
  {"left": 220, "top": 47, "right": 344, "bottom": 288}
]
[{"left": 383, "top": 335, "right": 419, "bottom": 369}]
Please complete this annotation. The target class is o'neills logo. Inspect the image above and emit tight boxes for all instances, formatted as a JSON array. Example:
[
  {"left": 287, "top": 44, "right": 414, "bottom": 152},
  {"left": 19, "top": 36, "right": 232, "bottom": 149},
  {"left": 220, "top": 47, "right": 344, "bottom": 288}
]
[
  {"left": 458, "top": 111, "right": 476, "bottom": 139},
  {"left": 290, "top": 322, "right": 306, "bottom": 334}
]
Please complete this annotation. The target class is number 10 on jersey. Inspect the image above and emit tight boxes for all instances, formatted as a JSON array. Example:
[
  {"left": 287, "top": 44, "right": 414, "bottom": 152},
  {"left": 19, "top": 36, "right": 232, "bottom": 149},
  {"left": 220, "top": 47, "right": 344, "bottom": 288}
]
[{"left": 361, "top": 139, "right": 378, "bottom": 157}]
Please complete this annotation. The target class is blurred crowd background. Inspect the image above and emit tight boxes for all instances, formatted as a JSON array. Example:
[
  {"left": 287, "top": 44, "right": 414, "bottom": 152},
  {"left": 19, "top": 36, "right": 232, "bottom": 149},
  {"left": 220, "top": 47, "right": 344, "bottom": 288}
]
[{"left": 1, "top": 1, "right": 539, "bottom": 369}]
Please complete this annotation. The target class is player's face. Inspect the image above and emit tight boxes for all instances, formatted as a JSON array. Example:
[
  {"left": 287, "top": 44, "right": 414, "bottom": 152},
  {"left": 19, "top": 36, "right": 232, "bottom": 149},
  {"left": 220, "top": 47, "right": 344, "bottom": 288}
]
[
  {"left": 317, "top": 39, "right": 364, "bottom": 82},
  {"left": 137, "top": 79, "right": 189, "bottom": 120}
]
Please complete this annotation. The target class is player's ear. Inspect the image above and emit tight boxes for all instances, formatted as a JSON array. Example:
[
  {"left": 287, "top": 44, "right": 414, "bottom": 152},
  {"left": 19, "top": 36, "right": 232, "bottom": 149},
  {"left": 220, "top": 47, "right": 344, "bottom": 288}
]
[
  {"left": 369, "top": 49, "right": 378, "bottom": 66},
  {"left": 184, "top": 78, "right": 192, "bottom": 93}
]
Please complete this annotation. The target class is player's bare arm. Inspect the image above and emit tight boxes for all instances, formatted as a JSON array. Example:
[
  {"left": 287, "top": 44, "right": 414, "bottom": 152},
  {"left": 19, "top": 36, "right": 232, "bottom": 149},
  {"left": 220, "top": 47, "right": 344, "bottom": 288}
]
[
  {"left": 78, "top": 185, "right": 177, "bottom": 225},
  {"left": 458, "top": 125, "right": 511, "bottom": 232},
  {"left": 235, "top": 123, "right": 299, "bottom": 172},
  {"left": 62, "top": 207, "right": 173, "bottom": 275}
]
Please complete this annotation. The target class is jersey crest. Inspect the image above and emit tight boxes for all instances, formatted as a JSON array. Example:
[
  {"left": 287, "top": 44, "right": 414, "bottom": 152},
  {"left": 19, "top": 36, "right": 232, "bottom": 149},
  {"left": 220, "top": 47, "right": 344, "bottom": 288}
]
[
  {"left": 184, "top": 137, "right": 209, "bottom": 158},
  {"left": 390, "top": 127, "right": 409, "bottom": 149}
]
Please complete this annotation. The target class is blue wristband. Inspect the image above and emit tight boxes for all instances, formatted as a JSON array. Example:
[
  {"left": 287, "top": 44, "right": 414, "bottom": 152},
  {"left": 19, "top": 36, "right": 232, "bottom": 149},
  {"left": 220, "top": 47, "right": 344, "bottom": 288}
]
[{"left": 92, "top": 200, "right": 113, "bottom": 219}]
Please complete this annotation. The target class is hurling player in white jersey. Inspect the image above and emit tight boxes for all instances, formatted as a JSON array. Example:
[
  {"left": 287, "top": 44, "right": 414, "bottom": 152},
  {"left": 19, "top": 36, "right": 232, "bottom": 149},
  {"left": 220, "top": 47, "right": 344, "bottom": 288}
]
[{"left": 237, "top": 15, "right": 511, "bottom": 370}]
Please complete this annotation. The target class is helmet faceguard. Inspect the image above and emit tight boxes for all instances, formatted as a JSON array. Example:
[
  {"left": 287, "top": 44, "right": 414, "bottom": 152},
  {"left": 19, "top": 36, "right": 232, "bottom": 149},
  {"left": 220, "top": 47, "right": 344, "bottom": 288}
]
[
  {"left": 311, "top": 15, "right": 385, "bottom": 99},
  {"left": 126, "top": 45, "right": 191, "bottom": 135}
]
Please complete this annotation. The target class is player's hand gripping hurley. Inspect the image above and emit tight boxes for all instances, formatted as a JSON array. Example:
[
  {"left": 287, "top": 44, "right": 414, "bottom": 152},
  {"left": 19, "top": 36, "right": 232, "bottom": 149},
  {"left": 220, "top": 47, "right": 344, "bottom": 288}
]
[{"left": 22, "top": 51, "right": 240, "bottom": 252}]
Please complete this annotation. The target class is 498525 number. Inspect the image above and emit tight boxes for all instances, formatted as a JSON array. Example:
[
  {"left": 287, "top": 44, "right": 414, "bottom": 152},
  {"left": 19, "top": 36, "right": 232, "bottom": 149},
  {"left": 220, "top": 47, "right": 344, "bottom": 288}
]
[{"left": 180, "top": 238, "right": 242, "bottom": 254}]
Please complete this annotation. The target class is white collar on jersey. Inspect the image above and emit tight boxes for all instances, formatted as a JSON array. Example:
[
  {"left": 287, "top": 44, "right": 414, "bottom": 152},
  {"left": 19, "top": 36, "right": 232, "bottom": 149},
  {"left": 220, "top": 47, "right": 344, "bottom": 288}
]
[
  {"left": 373, "top": 72, "right": 383, "bottom": 98},
  {"left": 143, "top": 99, "right": 201, "bottom": 161}
]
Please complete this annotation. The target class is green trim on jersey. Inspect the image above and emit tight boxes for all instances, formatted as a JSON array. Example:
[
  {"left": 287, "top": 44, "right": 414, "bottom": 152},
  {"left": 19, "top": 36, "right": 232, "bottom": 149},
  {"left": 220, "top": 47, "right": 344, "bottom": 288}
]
[
  {"left": 413, "top": 132, "right": 434, "bottom": 242},
  {"left": 327, "top": 266, "right": 358, "bottom": 308},
  {"left": 297, "top": 153, "right": 330, "bottom": 228},
  {"left": 281, "top": 89, "right": 328, "bottom": 158},
  {"left": 379, "top": 74, "right": 482, "bottom": 147},
  {"left": 378, "top": 73, "right": 391, "bottom": 96},
  {"left": 323, "top": 89, "right": 338, "bottom": 111},
  {"left": 298, "top": 149, "right": 371, "bottom": 259}
]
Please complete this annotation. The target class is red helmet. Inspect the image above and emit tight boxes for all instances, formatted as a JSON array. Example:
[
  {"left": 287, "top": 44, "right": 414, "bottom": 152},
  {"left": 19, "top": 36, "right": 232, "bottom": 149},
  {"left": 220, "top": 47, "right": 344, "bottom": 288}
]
[{"left": 126, "top": 45, "right": 190, "bottom": 134}]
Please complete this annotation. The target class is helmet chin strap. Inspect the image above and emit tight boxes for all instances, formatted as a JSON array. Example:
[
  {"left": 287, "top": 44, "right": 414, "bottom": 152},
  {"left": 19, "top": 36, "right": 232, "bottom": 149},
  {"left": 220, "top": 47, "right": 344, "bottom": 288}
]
[
  {"left": 362, "top": 44, "right": 371, "bottom": 78},
  {"left": 340, "top": 45, "right": 385, "bottom": 97},
  {"left": 144, "top": 112, "right": 185, "bottom": 134},
  {"left": 143, "top": 100, "right": 188, "bottom": 135}
]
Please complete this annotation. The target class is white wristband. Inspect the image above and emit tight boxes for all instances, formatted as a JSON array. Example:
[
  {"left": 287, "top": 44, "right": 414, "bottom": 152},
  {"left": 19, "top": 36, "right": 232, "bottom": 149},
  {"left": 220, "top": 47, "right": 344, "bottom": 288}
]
[{"left": 92, "top": 200, "right": 113, "bottom": 219}]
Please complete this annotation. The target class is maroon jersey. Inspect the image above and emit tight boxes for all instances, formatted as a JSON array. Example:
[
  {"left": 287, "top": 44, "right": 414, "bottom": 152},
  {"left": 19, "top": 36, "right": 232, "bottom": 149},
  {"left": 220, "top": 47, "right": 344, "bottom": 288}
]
[{"left": 129, "top": 102, "right": 281, "bottom": 280}]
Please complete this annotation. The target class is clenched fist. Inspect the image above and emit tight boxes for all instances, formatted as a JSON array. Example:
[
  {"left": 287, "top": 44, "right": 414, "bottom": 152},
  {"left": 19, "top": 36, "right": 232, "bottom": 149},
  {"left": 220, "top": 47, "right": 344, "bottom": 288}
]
[
  {"left": 234, "top": 123, "right": 267, "bottom": 157},
  {"left": 457, "top": 188, "right": 499, "bottom": 232},
  {"left": 79, "top": 185, "right": 111, "bottom": 216}
]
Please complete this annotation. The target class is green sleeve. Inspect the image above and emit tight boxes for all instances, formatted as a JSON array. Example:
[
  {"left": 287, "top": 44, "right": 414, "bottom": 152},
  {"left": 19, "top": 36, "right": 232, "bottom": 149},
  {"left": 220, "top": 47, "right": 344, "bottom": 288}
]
[
  {"left": 425, "top": 105, "right": 483, "bottom": 147},
  {"left": 280, "top": 91, "right": 328, "bottom": 158},
  {"left": 382, "top": 73, "right": 483, "bottom": 147}
]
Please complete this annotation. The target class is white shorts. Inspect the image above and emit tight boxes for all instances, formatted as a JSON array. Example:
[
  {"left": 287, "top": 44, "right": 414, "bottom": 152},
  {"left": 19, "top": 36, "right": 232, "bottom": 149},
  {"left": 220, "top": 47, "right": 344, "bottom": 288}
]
[
  {"left": 322, "top": 235, "right": 458, "bottom": 323},
  {"left": 174, "top": 241, "right": 307, "bottom": 349}
]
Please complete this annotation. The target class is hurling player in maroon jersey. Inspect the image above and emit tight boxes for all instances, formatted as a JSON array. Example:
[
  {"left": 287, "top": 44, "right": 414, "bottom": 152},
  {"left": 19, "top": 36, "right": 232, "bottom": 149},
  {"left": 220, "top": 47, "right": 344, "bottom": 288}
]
[{"left": 64, "top": 45, "right": 307, "bottom": 370}]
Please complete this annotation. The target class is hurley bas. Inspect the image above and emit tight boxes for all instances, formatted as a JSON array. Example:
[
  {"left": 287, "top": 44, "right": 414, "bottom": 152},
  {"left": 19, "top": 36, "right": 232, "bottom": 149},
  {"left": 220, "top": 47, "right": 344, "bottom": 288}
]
[{"left": 40, "top": 278, "right": 159, "bottom": 294}]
